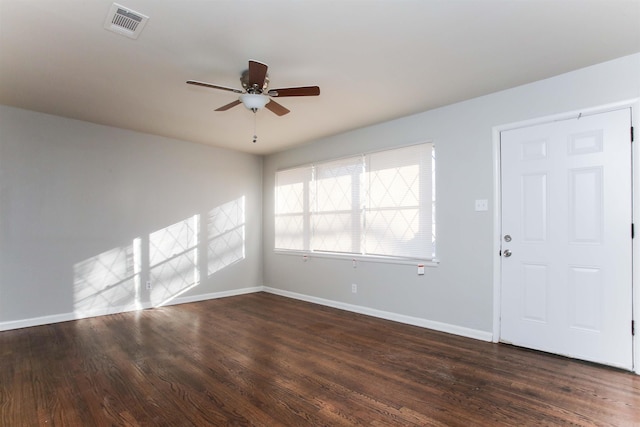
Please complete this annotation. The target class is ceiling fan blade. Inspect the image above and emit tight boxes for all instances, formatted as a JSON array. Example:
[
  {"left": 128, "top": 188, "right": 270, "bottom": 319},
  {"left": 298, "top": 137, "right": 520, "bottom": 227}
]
[
  {"left": 265, "top": 100, "right": 290, "bottom": 116},
  {"left": 215, "top": 99, "right": 242, "bottom": 111},
  {"left": 187, "top": 80, "right": 243, "bottom": 94},
  {"left": 267, "top": 86, "right": 320, "bottom": 97},
  {"left": 248, "top": 60, "right": 268, "bottom": 89}
]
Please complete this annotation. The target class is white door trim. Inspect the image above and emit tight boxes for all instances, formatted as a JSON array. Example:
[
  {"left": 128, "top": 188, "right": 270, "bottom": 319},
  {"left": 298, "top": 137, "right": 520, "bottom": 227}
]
[{"left": 491, "top": 98, "right": 639, "bottom": 373}]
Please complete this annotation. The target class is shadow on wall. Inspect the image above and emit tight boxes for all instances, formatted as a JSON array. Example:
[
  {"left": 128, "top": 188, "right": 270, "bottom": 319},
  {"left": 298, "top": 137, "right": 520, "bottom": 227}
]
[{"left": 72, "top": 196, "right": 246, "bottom": 317}]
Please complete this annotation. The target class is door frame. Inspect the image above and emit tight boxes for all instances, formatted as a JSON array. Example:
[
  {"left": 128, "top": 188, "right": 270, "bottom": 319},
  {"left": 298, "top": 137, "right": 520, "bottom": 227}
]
[{"left": 491, "top": 99, "right": 639, "bottom": 373}]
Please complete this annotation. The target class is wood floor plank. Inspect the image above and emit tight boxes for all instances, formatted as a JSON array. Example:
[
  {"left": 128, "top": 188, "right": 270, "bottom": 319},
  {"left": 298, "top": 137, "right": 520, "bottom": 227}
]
[{"left": 1, "top": 292, "right": 639, "bottom": 426}]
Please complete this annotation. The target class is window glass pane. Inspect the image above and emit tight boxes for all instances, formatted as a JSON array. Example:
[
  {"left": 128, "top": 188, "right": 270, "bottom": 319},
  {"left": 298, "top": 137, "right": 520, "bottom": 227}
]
[
  {"left": 365, "top": 208, "right": 420, "bottom": 258},
  {"left": 365, "top": 144, "right": 432, "bottom": 258},
  {"left": 275, "top": 166, "right": 312, "bottom": 250},
  {"left": 432, "top": 148, "right": 436, "bottom": 258},
  {"left": 313, "top": 157, "right": 363, "bottom": 253},
  {"left": 313, "top": 212, "right": 355, "bottom": 253}
]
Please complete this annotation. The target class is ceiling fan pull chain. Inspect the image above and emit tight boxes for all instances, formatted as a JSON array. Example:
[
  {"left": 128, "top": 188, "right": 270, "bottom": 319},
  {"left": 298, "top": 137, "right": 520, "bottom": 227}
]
[{"left": 252, "top": 111, "right": 258, "bottom": 143}]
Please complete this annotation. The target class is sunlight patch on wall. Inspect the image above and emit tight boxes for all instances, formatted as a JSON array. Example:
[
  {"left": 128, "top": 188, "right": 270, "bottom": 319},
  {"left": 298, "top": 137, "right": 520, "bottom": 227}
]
[
  {"left": 208, "top": 196, "right": 246, "bottom": 276},
  {"left": 72, "top": 196, "right": 247, "bottom": 316},
  {"left": 73, "top": 239, "right": 141, "bottom": 316},
  {"left": 149, "top": 215, "right": 200, "bottom": 307}
]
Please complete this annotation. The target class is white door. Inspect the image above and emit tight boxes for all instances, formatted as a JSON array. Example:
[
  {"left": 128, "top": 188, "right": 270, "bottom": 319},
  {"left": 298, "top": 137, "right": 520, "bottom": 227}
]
[{"left": 500, "top": 108, "right": 633, "bottom": 370}]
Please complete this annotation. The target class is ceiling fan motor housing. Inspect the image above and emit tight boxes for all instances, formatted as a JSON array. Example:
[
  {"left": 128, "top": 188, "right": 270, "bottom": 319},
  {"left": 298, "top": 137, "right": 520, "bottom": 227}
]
[{"left": 241, "top": 69, "right": 269, "bottom": 93}]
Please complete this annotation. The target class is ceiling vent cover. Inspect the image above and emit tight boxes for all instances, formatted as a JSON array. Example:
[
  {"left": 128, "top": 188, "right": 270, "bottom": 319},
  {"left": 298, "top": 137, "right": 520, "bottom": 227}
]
[{"left": 104, "top": 3, "right": 149, "bottom": 39}]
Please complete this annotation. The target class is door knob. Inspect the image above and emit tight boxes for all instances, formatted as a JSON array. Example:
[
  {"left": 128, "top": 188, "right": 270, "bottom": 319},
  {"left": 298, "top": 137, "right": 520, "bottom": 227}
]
[{"left": 503, "top": 249, "right": 512, "bottom": 258}]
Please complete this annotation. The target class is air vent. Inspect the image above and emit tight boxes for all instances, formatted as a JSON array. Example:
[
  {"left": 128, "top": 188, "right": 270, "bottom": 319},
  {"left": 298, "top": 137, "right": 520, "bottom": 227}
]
[{"left": 104, "top": 3, "right": 149, "bottom": 39}]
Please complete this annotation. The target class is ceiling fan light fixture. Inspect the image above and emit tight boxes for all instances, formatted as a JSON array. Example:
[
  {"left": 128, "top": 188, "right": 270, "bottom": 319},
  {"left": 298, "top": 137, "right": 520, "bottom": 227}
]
[{"left": 240, "top": 93, "right": 269, "bottom": 111}]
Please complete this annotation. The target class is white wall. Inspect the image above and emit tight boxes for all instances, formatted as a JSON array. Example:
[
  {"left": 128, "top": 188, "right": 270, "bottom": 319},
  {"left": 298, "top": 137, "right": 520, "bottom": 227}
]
[
  {"left": 262, "top": 53, "right": 640, "bottom": 341},
  {"left": 0, "top": 105, "right": 263, "bottom": 329}
]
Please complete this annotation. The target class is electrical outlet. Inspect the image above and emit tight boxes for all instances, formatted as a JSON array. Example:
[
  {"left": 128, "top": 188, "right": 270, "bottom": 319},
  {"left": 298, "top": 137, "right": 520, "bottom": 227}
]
[
  {"left": 475, "top": 199, "right": 489, "bottom": 211},
  {"left": 352, "top": 283, "right": 357, "bottom": 293},
  {"left": 146, "top": 281, "right": 152, "bottom": 290}
]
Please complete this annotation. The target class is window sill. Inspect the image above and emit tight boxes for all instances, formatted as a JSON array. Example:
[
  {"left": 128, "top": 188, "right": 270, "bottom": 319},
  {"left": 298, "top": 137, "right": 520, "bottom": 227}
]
[{"left": 274, "top": 249, "right": 439, "bottom": 267}]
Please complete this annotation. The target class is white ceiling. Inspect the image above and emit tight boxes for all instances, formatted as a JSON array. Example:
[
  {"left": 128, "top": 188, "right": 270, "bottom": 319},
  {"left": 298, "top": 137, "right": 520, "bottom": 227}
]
[{"left": 1, "top": 1, "right": 639, "bottom": 155}]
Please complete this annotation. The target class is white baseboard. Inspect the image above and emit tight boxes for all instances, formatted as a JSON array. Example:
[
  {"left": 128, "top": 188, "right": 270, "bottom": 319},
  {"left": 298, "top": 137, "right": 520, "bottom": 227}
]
[
  {"left": 161, "top": 286, "right": 264, "bottom": 307},
  {"left": 0, "top": 286, "right": 264, "bottom": 332},
  {"left": 1, "top": 285, "right": 492, "bottom": 343},
  {"left": 0, "top": 303, "right": 151, "bottom": 331},
  {"left": 263, "top": 287, "right": 493, "bottom": 342}
]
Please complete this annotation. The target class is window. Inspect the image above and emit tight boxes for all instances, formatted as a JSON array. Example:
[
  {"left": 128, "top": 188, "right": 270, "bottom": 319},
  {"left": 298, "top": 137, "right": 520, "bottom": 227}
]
[{"left": 275, "top": 143, "right": 435, "bottom": 261}]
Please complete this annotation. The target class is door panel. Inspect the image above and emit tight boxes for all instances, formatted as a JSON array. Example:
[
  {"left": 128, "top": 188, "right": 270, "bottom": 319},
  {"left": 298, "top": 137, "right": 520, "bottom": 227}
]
[
  {"left": 522, "top": 263, "right": 548, "bottom": 322},
  {"left": 500, "top": 108, "right": 633, "bottom": 370}
]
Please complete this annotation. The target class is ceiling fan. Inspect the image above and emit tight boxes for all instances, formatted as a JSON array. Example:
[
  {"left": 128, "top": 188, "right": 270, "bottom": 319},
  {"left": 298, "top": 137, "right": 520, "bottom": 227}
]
[{"left": 186, "top": 60, "right": 320, "bottom": 116}]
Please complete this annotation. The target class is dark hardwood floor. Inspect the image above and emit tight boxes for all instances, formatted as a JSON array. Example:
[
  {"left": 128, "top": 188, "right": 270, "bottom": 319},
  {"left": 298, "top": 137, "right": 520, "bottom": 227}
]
[{"left": 1, "top": 292, "right": 638, "bottom": 426}]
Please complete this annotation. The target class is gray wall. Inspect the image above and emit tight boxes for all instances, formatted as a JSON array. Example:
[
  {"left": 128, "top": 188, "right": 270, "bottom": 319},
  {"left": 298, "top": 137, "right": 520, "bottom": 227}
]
[
  {"left": 2, "top": 53, "right": 638, "bottom": 344},
  {"left": 262, "top": 53, "right": 640, "bottom": 338},
  {"left": 0, "top": 105, "right": 263, "bottom": 328}
]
